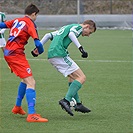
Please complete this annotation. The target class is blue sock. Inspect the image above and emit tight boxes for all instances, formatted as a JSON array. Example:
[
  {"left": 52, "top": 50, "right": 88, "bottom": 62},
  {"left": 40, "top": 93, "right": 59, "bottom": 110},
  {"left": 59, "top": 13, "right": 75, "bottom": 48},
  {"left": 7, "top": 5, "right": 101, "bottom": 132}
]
[
  {"left": 26, "top": 88, "right": 36, "bottom": 114},
  {"left": 16, "top": 82, "right": 26, "bottom": 106}
]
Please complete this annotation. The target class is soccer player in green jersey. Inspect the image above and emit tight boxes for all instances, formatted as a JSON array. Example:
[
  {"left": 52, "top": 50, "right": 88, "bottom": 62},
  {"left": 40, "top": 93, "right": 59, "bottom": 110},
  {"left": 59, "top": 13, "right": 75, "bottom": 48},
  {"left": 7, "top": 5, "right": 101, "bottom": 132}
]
[
  {"left": 0, "top": 12, "right": 12, "bottom": 72},
  {"left": 0, "top": 12, "right": 6, "bottom": 52},
  {"left": 32, "top": 20, "right": 96, "bottom": 116}
]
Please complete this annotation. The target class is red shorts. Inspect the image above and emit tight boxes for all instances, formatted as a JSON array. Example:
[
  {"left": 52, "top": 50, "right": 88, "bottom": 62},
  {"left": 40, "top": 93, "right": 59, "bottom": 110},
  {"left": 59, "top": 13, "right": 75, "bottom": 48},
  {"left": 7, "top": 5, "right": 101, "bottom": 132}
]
[{"left": 4, "top": 54, "right": 32, "bottom": 78}]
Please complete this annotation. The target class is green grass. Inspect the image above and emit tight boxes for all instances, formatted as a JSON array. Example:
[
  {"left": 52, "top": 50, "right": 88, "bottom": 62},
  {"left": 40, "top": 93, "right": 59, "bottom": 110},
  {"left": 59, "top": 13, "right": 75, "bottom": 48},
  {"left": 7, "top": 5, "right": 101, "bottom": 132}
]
[{"left": 0, "top": 29, "right": 132, "bottom": 133}]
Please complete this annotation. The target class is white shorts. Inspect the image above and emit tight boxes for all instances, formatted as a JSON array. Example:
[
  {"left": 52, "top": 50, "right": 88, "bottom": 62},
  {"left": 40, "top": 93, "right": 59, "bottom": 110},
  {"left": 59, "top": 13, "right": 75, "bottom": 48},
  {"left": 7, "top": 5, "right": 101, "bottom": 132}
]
[
  {"left": 48, "top": 56, "right": 79, "bottom": 77},
  {"left": 0, "top": 38, "right": 6, "bottom": 48}
]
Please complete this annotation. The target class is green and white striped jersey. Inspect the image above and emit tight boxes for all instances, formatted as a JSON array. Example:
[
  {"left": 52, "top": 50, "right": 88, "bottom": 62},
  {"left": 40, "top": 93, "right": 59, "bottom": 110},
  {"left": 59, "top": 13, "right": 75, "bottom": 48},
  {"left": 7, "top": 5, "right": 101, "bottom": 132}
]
[
  {"left": 0, "top": 12, "right": 6, "bottom": 22},
  {"left": 0, "top": 12, "right": 6, "bottom": 39},
  {"left": 48, "top": 24, "right": 82, "bottom": 58}
]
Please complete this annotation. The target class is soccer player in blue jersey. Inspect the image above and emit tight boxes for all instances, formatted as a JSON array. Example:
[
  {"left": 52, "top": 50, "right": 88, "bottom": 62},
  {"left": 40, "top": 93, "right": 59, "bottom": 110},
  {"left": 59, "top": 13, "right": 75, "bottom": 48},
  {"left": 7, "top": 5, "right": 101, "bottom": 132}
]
[{"left": 0, "top": 4, "right": 48, "bottom": 122}]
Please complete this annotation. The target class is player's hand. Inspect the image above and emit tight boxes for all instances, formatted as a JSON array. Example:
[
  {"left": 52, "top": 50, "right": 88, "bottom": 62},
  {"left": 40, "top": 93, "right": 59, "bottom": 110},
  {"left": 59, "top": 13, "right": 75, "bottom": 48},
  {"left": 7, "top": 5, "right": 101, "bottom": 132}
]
[
  {"left": 81, "top": 51, "right": 88, "bottom": 58},
  {"left": 79, "top": 46, "right": 88, "bottom": 58},
  {"left": 31, "top": 48, "right": 39, "bottom": 57}
]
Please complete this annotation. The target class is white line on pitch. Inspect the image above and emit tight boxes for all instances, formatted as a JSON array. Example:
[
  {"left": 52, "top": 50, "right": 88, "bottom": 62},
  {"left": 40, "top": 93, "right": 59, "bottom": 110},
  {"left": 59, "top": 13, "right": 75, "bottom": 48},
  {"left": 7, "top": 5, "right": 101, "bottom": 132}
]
[
  {"left": 0, "top": 58, "right": 132, "bottom": 63},
  {"left": 25, "top": 58, "right": 133, "bottom": 63}
]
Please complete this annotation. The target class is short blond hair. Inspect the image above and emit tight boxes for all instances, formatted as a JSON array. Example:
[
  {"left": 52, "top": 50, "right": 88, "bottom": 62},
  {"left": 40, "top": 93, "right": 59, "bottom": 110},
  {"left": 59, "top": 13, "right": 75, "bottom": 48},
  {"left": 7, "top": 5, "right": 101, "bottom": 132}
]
[{"left": 83, "top": 20, "right": 96, "bottom": 32}]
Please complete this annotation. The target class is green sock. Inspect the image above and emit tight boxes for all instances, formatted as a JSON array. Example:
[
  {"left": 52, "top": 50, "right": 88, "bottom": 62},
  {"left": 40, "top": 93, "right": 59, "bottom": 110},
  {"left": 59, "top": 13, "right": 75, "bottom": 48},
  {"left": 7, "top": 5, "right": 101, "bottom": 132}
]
[
  {"left": 68, "top": 82, "right": 81, "bottom": 103},
  {"left": 65, "top": 80, "right": 82, "bottom": 102},
  {"left": 74, "top": 93, "right": 81, "bottom": 103}
]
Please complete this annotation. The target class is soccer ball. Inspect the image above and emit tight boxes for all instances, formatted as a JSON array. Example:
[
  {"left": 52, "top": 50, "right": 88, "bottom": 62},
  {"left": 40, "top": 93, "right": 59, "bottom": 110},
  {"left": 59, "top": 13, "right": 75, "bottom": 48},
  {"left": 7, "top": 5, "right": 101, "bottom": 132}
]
[{"left": 70, "top": 97, "right": 77, "bottom": 111}]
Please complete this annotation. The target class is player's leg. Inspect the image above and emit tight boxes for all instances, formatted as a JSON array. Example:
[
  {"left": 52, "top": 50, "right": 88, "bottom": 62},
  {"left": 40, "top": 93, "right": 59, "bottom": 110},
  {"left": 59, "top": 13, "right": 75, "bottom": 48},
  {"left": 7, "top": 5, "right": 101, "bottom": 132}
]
[
  {"left": 4, "top": 55, "right": 26, "bottom": 115},
  {"left": 24, "top": 76, "right": 48, "bottom": 122},
  {"left": 59, "top": 80, "right": 75, "bottom": 116},
  {"left": 12, "top": 77, "right": 36, "bottom": 116},
  {"left": 7, "top": 55, "right": 48, "bottom": 122},
  {"left": 59, "top": 61, "right": 84, "bottom": 115},
  {"left": 68, "top": 77, "right": 81, "bottom": 103},
  {"left": 65, "top": 68, "right": 85, "bottom": 102},
  {"left": 49, "top": 57, "right": 90, "bottom": 115},
  {"left": 48, "top": 57, "right": 74, "bottom": 116},
  {"left": 15, "top": 80, "right": 27, "bottom": 106},
  {"left": 24, "top": 76, "right": 36, "bottom": 115},
  {"left": 66, "top": 69, "right": 91, "bottom": 113},
  {"left": 59, "top": 69, "right": 86, "bottom": 115},
  {"left": 12, "top": 80, "right": 27, "bottom": 115}
]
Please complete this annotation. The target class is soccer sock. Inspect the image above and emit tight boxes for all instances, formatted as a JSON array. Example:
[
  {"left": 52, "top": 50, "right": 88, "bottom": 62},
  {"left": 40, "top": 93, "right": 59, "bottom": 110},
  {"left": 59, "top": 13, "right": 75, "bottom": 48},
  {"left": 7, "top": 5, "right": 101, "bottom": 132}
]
[
  {"left": 68, "top": 82, "right": 81, "bottom": 103},
  {"left": 74, "top": 93, "right": 81, "bottom": 103},
  {"left": 16, "top": 82, "right": 26, "bottom": 106},
  {"left": 26, "top": 88, "right": 36, "bottom": 114},
  {"left": 68, "top": 82, "right": 72, "bottom": 86},
  {"left": 65, "top": 80, "right": 82, "bottom": 102}
]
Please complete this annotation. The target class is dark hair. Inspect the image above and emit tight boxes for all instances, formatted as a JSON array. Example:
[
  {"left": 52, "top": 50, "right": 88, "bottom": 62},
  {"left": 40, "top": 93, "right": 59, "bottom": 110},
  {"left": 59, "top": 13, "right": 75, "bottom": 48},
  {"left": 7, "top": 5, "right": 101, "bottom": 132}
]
[
  {"left": 24, "top": 3, "right": 39, "bottom": 15},
  {"left": 83, "top": 20, "right": 96, "bottom": 32}
]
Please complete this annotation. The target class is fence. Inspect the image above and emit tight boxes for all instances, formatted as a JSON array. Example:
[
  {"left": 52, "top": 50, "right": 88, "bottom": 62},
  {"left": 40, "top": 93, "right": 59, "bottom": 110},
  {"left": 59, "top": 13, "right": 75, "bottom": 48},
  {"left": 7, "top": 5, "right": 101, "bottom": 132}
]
[
  {"left": 1, "top": 0, "right": 132, "bottom": 29},
  {"left": 0, "top": 0, "right": 132, "bottom": 14},
  {"left": 6, "top": 14, "right": 132, "bottom": 29}
]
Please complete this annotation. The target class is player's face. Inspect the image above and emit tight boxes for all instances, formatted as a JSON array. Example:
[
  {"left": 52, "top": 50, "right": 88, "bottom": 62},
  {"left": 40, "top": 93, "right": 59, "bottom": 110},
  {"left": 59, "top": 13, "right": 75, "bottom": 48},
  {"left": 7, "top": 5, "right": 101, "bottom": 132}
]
[{"left": 82, "top": 25, "right": 94, "bottom": 37}]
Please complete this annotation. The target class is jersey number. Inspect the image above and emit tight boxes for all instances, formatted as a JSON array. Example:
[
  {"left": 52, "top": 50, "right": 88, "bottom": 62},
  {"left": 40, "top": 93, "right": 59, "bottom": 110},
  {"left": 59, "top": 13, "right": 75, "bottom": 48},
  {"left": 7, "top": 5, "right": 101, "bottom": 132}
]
[
  {"left": 10, "top": 19, "right": 26, "bottom": 37},
  {"left": 57, "top": 26, "right": 66, "bottom": 35}
]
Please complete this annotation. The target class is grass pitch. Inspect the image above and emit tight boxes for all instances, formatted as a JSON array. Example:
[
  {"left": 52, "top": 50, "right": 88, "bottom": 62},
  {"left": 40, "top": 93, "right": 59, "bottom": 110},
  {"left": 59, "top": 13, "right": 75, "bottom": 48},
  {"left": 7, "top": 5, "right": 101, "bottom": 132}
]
[{"left": 0, "top": 29, "right": 132, "bottom": 133}]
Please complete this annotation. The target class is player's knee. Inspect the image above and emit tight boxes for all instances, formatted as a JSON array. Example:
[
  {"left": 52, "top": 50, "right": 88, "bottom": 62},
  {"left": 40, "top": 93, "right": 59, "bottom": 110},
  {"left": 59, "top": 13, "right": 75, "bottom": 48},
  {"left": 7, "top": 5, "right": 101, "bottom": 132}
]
[
  {"left": 32, "top": 78, "right": 36, "bottom": 86},
  {"left": 82, "top": 74, "right": 86, "bottom": 84},
  {"left": 25, "top": 77, "right": 36, "bottom": 89},
  {"left": 78, "top": 74, "right": 86, "bottom": 84},
  {"left": 31, "top": 78, "right": 36, "bottom": 88}
]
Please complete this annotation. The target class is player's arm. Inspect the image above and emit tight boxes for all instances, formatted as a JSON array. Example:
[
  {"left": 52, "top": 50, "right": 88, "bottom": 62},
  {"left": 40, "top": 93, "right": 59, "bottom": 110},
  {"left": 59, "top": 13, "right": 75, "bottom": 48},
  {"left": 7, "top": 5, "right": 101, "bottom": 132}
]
[
  {"left": 32, "top": 31, "right": 58, "bottom": 57},
  {"left": 31, "top": 33, "right": 52, "bottom": 57},
  {"left": 0, "top": 22, "right": 7, "bottom": 28},
  {"left": 31, "top": 39, "right": 44, "bottom": 57},
  {"left": 41, "top": 30, "right": 58, "bottom": 45},
  {"left": 34, "top": 39, "right": 44, "bottom": 54},
  {"left": 40, "top": 33, "right": 52, "bottom": 45},
  {"left": 31, "top": 33, "right": 50, "bottom": 57},
  {"left": 68, "top": 32, "right": 88, "bottom": 58}
]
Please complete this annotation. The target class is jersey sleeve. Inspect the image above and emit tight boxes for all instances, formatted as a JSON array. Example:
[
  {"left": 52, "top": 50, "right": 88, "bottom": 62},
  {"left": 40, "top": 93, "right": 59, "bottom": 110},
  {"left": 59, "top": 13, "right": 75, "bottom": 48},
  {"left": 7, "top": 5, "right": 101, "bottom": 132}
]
[
  {"left": 70, "top": 25, "right": 82, "bottom": 37},
  {"left": 51, "top": 30, "right": 58, "bottom": 38},
  {"left": 0, "top": 12, "right": 6, "bottom": 22},
  {"left": 68, "top": 32, "right": 81, "bottom": 48},
  {"left": 3, "top": 13, "right": 6, "bottom": 22},
  {"left": 5, "top": 20, "right": 14, "bottom": 28}
]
